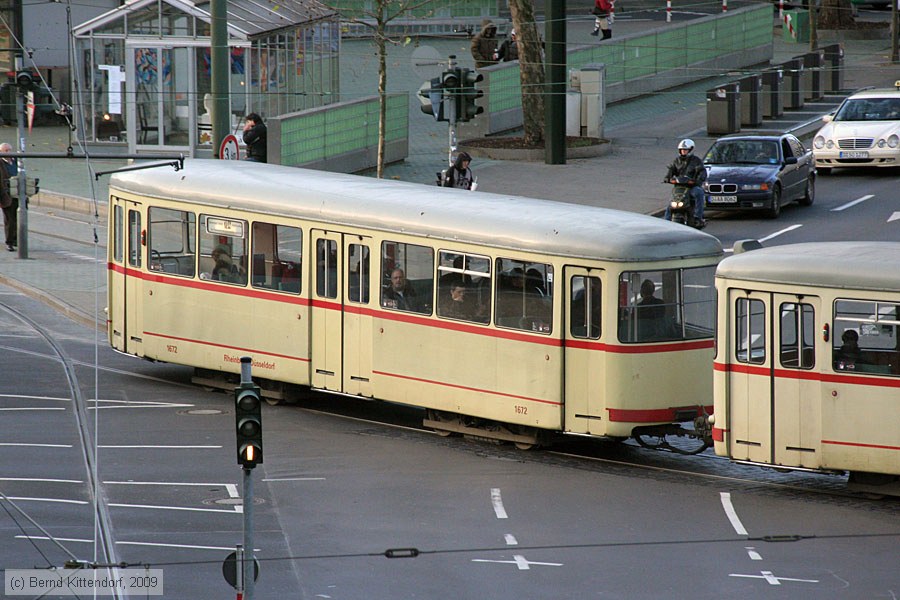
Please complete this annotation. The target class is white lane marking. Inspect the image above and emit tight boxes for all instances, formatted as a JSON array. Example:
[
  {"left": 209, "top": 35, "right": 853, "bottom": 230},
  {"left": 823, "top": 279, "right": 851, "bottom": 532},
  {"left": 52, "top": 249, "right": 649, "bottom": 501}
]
[
  {"left": 263, "top": 477, "right": 326, "bottom": 482},
  {"left": 746, "top": 546, "right": 763, "bottom": 560},
  {"left": 720, "top": 492, "right": 748, "bottom": 535},
  {"left": 0, "top": 443, "right": 72, "bottom": 448},
  {"left": 90, "top": 398, "right": 193, "bottom": 410},
  {"left": 0, "top": 407, "right": 66, "bottom": 412},
  {"left": 0, "top": 477, "right": 82, "bottom": 483},
  {"left": 17, "top": 536, "right": 248, "bottom": 552},
  {"left": 889, "top": 211, "right": 900, "bottom": 223},
  {"left": 0, "top": 394, "right": 70, "bottom": 401},
  {"left": 105, "top": 480, "right": 235, "bottom": 488},
  {"left": 729, "top": 571, "right": 819, "bottom": 585},
  {"left": 108, "top": 502, "right": 241, "bottom": 514},
  {"left": 4, "top": 496, "right": 88, "bottom": 505},
  {"left": 471, "top": 556, "right": 563, "bottom": 570},
  {"left": 99, "top": 445, "right": 222, "bottom": 449},
  {"left": 831, "top": 194, "right": 873, "bottom": 212},
  {"left": 491, "top": 488, "right": 508, "bottom": 519},
  {"left": 504, "top": 534, "right": 518, "bottom": 546},
  {"left": 757, "top": 224, "right": 803, "bottom": 243}
]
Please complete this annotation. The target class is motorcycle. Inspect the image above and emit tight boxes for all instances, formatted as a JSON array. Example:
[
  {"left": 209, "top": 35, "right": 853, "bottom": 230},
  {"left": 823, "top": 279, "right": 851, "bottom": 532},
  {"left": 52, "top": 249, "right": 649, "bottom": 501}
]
[{"left": 665, "top": 176, "right": 705, "bottom": 229}]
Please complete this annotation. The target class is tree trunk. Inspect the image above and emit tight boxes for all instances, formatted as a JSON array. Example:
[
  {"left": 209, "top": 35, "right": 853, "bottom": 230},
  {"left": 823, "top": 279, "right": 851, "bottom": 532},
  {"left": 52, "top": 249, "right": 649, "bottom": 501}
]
[
  {"left": 508, "top": 0, "right": 544, "bottom": 146},
  {"left": 376, "top": 19, "right": 387, "bottom": 179},
  {"left": 819, "top": 0, "right": 854, "bottom": 30}
]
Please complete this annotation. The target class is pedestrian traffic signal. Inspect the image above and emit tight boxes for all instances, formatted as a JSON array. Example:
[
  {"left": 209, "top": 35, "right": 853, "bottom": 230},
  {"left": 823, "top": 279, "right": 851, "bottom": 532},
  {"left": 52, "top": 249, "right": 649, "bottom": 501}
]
[
  {"left": 457, "top": 68, "right": 484, "bottom": 123},
  {"left": 234, "top": 382, "right": 263, "bottom": 468},
  {"left": 418, "top": 77, "right": 447, "bottom": 122}
]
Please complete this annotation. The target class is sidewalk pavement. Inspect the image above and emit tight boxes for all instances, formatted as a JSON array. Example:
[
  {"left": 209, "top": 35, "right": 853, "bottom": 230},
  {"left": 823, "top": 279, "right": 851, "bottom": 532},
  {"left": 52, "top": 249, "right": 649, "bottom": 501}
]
[{"left": 0, "top": 21, "right": 897, "bottom": 329}]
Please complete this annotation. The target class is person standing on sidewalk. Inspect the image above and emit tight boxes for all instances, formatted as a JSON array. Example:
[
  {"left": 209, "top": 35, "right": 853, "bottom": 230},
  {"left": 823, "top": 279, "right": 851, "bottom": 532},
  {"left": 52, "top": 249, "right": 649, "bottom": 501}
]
[
  {"left": 442, "top": 152, "right": 476, "bottom": 190},
  {"left": 591, "top": 0, "right": 613, "bottom": 39},
  {"left": 0, "top": 142, "right": 17, "bottom": 252},
  {"left": 242, "top": 113, "right": 267, "bottom": 163},
  {"left": 471, "top": 19, "right": 499, "bottom": 69},
  {"left": 497, "top": 29, "right": 519, "bottom": 62}
]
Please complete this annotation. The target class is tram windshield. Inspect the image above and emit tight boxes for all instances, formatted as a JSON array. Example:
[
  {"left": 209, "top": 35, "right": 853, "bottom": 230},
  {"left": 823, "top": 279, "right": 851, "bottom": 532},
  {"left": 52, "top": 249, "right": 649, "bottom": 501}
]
[{"left": 617, "top": 266, "right": 715, "bottom": 343}]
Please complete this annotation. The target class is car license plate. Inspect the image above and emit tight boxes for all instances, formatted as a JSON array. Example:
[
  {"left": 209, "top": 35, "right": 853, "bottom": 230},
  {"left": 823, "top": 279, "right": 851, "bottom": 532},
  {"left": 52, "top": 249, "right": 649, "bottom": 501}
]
[
  {"left": 708, "top": 195, "right": 738, "bottom": 204},
  {"left": 839, "top": 151, "right": 869, "bottom": 159}
]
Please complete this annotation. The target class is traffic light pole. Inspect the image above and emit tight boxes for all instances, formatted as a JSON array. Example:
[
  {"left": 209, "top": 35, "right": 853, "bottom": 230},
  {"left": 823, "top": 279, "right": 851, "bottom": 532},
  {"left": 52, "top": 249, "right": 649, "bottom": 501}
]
[
  {"left": 14, "top": 56, "right": 28, "bottom": 258},
  {"left": 239, "top": 357, "right": 256, "bottom": 600},
  {"left": 446, "top": 55, "right": 458, "bottom": 168}
]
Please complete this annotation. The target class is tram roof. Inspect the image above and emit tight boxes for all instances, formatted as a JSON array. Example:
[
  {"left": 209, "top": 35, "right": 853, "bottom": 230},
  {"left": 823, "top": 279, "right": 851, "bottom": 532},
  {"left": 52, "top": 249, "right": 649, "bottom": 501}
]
[
  {"left": 109, "top": 160, "right": 723, "bottom": 262},
  {"left": 717, "top": 242, "right": 900, "bottom": 293}
]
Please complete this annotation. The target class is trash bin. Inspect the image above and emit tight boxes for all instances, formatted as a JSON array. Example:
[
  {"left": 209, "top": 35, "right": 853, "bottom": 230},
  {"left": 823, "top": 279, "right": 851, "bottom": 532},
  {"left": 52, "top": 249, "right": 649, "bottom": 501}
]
[
  {"left": 780, "top": 58, "right": 805, "bottom": 110},
  {"left": 797, "top": 50, "right": 824, "bottom": 102},
  {"left": 761, "top": 69, "right": 784, "bottom": 119},
  {"left": 706, "top": 82, "right": 741, "bottom": 135},
  {"left": 739, "top": 74, "right": 763, "bottom": 127},
  {"left": 823, "top": 43, "right": 844, "bottom": 93},
  {"left": 782, "top": 10, "right": 809, "bottom": 44}
]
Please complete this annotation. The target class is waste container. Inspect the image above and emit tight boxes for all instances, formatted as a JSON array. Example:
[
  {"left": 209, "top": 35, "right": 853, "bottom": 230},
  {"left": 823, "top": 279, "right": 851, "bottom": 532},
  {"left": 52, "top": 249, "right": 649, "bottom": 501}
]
[
  {"left": 706, "top": 82, "right": 741, "bottom": 135},
  {"left": 797, "top": 50, "right": 824, "bottom": 102},
  {"left": 761, "top": 69, "right": 784, "bottom": 119},
  {"left": 782, "top": 10, "right": 809, "bottom": 44},
  {"left": 780, "top": 58, "right": 805, "bottom": 110},
  {"left": 823, "top": 43, "right": 844, "bottom": 93},
  {"left": 738, "top": 74, "right": 763, "bottom": 127}
]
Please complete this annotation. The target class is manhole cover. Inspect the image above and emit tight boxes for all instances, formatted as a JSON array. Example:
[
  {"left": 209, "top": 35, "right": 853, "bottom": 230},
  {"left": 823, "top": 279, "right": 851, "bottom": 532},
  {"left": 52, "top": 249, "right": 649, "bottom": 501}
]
[{"left": 180, "top": 408, "right": 225, "bottom": 416}]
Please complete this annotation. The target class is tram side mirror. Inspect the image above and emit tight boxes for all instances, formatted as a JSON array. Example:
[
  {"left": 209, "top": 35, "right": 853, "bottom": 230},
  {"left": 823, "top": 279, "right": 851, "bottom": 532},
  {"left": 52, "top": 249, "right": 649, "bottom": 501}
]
[{"left": 732, "top": 239, "right": 763, "bottom": 254}]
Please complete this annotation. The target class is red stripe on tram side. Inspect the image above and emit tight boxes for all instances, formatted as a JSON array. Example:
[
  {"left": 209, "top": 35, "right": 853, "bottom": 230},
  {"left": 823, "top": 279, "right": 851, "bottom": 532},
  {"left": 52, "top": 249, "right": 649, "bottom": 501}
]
[
  {"left": 142, "top": 330, "right": 310, "bottom": 363},
  {"left": 715, "top": 361, "right": 900, "bottom": 388},
  {"left": 372, "top": 370, "right": 562, "bottom": 407},
  {"left": 712, "top": 427, "right": 727, "bottom": 442},
  {"left": 607, "top": 405, "right": 714, "bottom": 423},
  {"left": 822, "top": 439, "right": 900, "bottom": 452}
]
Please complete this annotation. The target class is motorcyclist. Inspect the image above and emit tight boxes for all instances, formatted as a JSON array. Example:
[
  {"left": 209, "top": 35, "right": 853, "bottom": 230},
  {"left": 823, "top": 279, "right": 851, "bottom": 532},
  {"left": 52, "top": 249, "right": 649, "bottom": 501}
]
[{"left": 663, "top": 138, "right": 707, "bottom": 227}]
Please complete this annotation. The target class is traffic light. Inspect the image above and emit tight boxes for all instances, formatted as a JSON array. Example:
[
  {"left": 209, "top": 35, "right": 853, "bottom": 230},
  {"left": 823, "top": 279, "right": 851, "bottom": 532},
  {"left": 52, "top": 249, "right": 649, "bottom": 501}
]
[
  {"left": 457, "top": 68, "right": 484, "bottom": 123},
  {"left": 15, "top": 70, "right": 35, "bottom": 91},
  {"left": 418, "top": 77, "right": 446, "bottom": 122},
  {"left": 235, "top": 382, "right": 263, "bottom": 468}
]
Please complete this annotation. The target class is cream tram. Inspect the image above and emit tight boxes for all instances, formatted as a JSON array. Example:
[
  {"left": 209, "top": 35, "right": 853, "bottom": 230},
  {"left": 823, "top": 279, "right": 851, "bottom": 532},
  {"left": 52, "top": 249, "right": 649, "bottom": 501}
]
[
  {"left": 107, "top": 160, "right": 721, "bottom": 448},
  {"left": 713, "top": 241, "right": 900, "bottom": 493}
]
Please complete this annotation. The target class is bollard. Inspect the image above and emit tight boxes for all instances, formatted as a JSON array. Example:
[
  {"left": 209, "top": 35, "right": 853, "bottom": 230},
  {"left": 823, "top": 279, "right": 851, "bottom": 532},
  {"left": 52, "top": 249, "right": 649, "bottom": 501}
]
[
  {"left": 706, "top": 82, "right": 741, "bottom": 135},
  {"left": 738, "top": 74, "right": 763, "bottom": 127},
  {"left": 761, "top": 69, "right": 784, "bottom": 119},
  {"left": 797, "top": 50, "right": 824, "bottom": 101},
  {"left": 823, "top": 43, "right": 844, "bottom": 93},
  {"left": 780, "top": 58, "right": 804, "bottom": 110}
]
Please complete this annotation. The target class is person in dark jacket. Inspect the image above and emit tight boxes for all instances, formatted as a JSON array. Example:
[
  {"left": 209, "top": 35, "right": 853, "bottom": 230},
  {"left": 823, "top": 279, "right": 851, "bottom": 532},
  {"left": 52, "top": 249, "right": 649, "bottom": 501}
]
[
  {"left": 471, "top": 19, "right": 499, "bottom": 69},
  {"left": 663, "top": 138, "right": 707, "bottom": 226},
  {"left": 242, "top": 113, "right": 267, "bottom": 163},
  {"left": 442, "top": 152, "right": 476, "bottom": 190},
  {"left": 497, "top": 29, "right": 519, "bottom": 62}
]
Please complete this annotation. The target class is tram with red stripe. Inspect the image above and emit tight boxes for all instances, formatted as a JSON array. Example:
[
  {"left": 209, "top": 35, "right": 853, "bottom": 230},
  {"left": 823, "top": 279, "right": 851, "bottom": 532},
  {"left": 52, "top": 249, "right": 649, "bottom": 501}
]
[
  {"left": 712, "top": 241, "right": 900, "bottom": 494},
  {"left": 107, "top": 160, "right": 721, "bottom": 449}
]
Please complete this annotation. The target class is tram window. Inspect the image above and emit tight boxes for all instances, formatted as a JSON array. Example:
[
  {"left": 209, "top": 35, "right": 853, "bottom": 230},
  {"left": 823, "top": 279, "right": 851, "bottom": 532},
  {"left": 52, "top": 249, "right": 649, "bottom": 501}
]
[
  {"left": 199, "top": 214, "right": 246, "bottom": 285},
  {"left": 348, "top": 244, "right": 370, "bottom": 303},
  {"left": 735, "top": 298, "right": 765, "bottom": 364},
  {"left": 148, "top": 207, "right": 196, "bottom": 277},
  {"left": 779, "top": 303, "right": 815, "bottom": 369},
  {"left": 113, "top": 204, "right": 124, "bottom": 263},
  {"left": 617, "top": 266, "right": 715, "bottom": 343},
  {"left": 833, "top": 299, "right": 900, "bottom": 375},
  {"left": 381, "top": 241, "right": 433, "bottom": 314},
  {"left": 316, "top": 239, "right": 338, "bottom": 299},
  {"left": 251, "top": 222, "right": 301, "bottom": 294},
  {"left": 437, "top": 251, "right": 490, "bottom": 324},
  {"left": 128, "top": 209, "right": 141, "bottom": 268},
  {"left": 570, "top": 276, "right": 601, "bottom": 339},
  {"left": 495, "top": 258, "right": 552, "bottom": 333}
]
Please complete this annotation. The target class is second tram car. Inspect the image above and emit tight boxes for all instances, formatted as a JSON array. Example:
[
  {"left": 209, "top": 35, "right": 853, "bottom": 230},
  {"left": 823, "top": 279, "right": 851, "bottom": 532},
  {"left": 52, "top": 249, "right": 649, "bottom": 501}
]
[
  {"left": 107, "top": 160, "right": 722, "bottom": 448},
  {"left": 713, "top": 241, "right": 900, "bottom": 494}
]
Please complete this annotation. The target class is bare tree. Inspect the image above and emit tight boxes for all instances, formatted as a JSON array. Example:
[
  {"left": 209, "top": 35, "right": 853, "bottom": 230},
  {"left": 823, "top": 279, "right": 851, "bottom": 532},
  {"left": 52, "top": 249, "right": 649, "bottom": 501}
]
[
  {"left": 818, "top": 0, "right": 854, "bottom": 30},
  {"left": 508, "top": 0, "right": 545, "bottom": 146},
  {"left": 332, "top": 0, "right": 439, "bottom": 178}
]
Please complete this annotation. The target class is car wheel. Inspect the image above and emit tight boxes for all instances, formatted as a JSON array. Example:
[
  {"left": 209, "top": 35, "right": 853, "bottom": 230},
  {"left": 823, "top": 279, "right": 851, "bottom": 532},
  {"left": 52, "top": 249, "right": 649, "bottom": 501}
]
[
  {"left": 766, "top": 185, "right": 782, "bottom": 219},
  {"left": 799, "top": 175, "right": 815, "bottom": 206}
]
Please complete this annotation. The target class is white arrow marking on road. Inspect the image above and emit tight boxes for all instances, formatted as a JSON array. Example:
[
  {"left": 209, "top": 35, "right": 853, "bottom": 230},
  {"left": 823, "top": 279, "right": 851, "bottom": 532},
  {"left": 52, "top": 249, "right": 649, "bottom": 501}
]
[
  {"left": 889, "top": 211, "right": 900, "bottom": 223},
  {"left": 471, "top": 555, "right": 563, "bottom": 570},
  {"left": 720, "top": 492, "right": 748, "bottom": 535},
  {"left": 831, "top": 194, "right": 873, "bottom": 212},
  {"left": 729, "top": 571, "right": 819, "bottom": 585}
]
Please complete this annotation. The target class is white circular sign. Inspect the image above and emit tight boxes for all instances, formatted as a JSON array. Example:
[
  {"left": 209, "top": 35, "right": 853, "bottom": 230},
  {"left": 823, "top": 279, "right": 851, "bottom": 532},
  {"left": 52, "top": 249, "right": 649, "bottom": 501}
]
[{"left": 219, "top": 134, "right": 240, "bottom": 160}]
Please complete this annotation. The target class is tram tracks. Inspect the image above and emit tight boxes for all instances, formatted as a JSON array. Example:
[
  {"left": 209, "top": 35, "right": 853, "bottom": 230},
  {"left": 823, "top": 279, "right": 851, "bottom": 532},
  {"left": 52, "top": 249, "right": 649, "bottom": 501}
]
[{"left": 0, "top": 300, "right": 121, "bottom": 593}]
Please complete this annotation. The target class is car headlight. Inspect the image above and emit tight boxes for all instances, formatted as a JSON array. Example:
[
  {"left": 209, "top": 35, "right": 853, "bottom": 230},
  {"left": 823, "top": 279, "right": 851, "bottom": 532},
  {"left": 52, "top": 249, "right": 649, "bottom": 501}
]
[
  {"left": 741, "top": 183, "right": 769, "bottom": 191},
  {"left": 814, "top": 136, "right": 825, "bottom": 149},
  {"left": 888, "top": 134, "right": 900, "bottom": 149}
]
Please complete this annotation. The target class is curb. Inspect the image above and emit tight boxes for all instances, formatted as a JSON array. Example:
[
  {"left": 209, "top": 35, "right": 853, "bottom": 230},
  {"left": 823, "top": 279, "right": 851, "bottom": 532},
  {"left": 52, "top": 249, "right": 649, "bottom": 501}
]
[
  {"left": 460, "top": 139, "right": 612, "bottom": 161},
  {"left": 0, "top": 272, "right": 103, "bottom": 331}
]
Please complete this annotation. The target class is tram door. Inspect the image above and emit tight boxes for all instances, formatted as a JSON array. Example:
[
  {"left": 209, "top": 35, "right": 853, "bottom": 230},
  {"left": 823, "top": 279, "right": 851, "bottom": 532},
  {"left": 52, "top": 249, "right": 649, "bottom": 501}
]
[
  {"left": 310, "top": 231, "right": 343, "bottom": 391},
  {"left": 563, "top": 267, "right": 606, "bottom": 435},
  {"left": 726, "top": 290, "right": 772, "bottom": 463},
  {"left": 772, "top": 294, "right": 821, "bottom": 468},
  {"left": 123, "top": 203, "right": 144, "bottom": 356},
  {"left": 343, "top": 237, "right": 373, "bottom": 397}
]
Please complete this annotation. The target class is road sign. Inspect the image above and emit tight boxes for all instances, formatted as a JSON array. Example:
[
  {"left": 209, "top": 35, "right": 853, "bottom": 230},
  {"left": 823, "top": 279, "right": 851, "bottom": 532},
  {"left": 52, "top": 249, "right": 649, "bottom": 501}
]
[
  {"left": 220, "top": 134, "right": 240, "bottom": 160},
  {"left": 222, "top": 551, "right": 259, "bottom": 588}
]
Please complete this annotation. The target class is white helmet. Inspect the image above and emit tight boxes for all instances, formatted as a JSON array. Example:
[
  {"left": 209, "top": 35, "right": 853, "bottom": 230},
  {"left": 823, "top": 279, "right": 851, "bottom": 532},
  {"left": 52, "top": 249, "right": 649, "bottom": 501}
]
[{"left": 677, "top": 138, "right": 695, "bottom": 153}]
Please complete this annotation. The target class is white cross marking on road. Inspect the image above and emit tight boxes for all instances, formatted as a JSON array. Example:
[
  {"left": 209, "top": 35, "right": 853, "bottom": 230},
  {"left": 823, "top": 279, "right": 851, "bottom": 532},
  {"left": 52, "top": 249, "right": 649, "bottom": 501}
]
[
  {"left": 471, "top": 555, "right": 563, "bottom": 570},
  {"left": 729, "top": 571, "right": 819, "bottom": 585}
]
